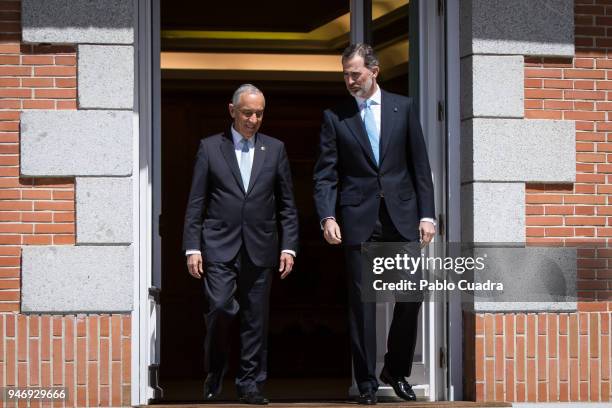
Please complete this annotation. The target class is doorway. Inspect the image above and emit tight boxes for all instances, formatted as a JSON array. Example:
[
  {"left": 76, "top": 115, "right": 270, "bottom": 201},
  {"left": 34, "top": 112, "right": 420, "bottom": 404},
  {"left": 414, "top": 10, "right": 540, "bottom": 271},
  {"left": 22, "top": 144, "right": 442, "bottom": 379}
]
[
  {"left": 139, "top": 0, "right": 447, "bottom": 403},
  {"left": 160, "top": 80, "right": 352, "bottom": 401}
]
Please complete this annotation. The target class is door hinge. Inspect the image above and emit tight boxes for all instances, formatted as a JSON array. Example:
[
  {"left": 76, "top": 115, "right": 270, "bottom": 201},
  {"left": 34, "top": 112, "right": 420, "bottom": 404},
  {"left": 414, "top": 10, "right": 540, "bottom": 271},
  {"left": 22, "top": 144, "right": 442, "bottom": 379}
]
[
  {"left": 439, "top": 346, "right": 447, "bottom": 369},
  {"left": 437, "top": 0, "right": 444, "bottom": 16},
  {"left": 149, "top": 286, "right": 161, "bottom": 305},
  {"left": 437, "top": 101, "right": 445, "bottom": 122}
]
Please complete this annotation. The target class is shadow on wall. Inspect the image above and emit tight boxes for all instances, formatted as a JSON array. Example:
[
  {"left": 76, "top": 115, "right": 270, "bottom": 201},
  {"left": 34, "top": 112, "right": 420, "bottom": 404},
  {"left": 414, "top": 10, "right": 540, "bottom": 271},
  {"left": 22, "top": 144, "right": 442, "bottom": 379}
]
[
  {"left": 21, "top": 0, "right": 134, "bottom": 43},
  {"left": 460, "top": 0, "right": 574, "bottom": 55}
]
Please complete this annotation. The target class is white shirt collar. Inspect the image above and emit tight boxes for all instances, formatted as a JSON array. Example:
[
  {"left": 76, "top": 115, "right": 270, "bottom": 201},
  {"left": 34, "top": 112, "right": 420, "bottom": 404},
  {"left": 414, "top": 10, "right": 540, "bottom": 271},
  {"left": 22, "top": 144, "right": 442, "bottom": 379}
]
[
  {"left": 231, "top": 125, "right": 255, "bottom": 148},
  {"left": 354, "top": 85, "right": 381, "bottom": 108}
]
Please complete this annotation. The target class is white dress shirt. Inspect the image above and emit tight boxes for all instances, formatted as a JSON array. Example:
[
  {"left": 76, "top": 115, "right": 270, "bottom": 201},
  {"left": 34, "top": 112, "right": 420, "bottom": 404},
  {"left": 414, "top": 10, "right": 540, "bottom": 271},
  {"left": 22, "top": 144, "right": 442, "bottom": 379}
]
[
  {"left": 232, "top": 125, "right": 255, "bottom": 177},
  {"left": 321, "top": 85, "right": 436, "bottom": 228},
  {"left": 186, "top": 126, "right": 296, "bottom": 257}
]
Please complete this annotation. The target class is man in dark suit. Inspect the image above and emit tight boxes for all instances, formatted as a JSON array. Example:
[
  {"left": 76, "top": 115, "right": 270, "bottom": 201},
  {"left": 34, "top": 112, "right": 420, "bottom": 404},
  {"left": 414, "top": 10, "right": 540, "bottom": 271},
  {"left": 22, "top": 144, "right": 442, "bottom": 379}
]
[
  {"left": 183, "top": 84, "right": 299, "bottom": 405},
  {"left": 313, "top": 44, "right": 435, "bottom": 405}
]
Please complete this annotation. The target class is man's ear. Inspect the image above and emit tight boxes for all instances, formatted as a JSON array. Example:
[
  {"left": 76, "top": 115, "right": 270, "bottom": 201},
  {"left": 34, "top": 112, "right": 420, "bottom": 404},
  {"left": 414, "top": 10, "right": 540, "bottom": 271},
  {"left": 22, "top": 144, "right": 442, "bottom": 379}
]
[
  {"left": 371, "top": 66, "right": 380, "bottom": 79},
  {"left": 228, "top": 103, "right": 236, "bottom": 118}
]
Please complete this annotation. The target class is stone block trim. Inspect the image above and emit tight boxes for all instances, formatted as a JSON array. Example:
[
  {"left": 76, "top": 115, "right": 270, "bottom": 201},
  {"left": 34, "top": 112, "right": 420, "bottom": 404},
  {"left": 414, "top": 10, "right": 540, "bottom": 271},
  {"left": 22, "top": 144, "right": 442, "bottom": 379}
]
[
  {"left": 21, "top": 246, "right": 133, "bottom": 312},
  {"left": 20, "top": 110, "right": 133, "bottom": 177},
  {"left": 472, "top": 246, "right": 577, "bottom": 312},
  {"left": 21, "top": 0, "right": 134, "bottom": 44},
  {"left": 461, "top": 118, "right": 575, "bottom": 183},
  {"left": 461, "top": 182, "right": 525, "bottom": 242},
  {"left": 0, "top": 313, "right": 132, "bottom": 407},
  {"left": 78, "top": 45, "right": 134, "bottom": 110},
  {"left": 459, "top": 0, "right": 577, "bottom": 273},
  {"left": 0, "top": 4, "right": 78, "bottom": 312},
  {"left": 76, "top": 177, "right": 132, "bottom": 245},
  {"left": 15, "top": 0, "right": 137, "bottom": 313},
  {"left": 465, "top": 310, "right": 611, "bottom": 402},
  {"left": 461, "top": 55, "right": 525, "bottom": 119},
  {"left": 460, "top": 0, "right": 574, "bottom": 57}
]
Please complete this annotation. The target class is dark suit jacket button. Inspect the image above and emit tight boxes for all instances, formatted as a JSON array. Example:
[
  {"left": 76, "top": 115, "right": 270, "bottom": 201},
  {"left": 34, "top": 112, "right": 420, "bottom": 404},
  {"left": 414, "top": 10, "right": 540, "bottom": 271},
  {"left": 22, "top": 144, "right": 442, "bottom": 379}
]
[{"left": 377, "top": 192, "right": 384, "bottom": 198}]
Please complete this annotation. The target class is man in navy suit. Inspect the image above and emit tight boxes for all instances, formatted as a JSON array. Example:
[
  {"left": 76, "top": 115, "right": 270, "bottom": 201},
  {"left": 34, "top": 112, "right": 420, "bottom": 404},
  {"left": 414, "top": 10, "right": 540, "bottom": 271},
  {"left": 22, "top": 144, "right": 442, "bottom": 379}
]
[
  {"left": 313, "top": 44, "right": 435, "bottom": 405},
  {"left": 183, "top": 84, "right": 299, "bottom": 405}
]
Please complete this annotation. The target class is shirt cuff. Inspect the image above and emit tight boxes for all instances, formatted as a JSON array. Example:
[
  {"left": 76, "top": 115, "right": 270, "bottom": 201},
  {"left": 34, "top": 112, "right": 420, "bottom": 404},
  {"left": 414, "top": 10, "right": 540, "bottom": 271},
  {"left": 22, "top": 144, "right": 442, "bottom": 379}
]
[
  {"left": 320, "top": 216, "right": 336, "bottom": 230},
  {"left": 420, "top": 217, "right": 436, "bottom": 226},
  {"left": 185, "top": 249, "right": 201, "bottom": 256},
  {"left": 281, "top": 249, "right": 296, "bottom": 257}
]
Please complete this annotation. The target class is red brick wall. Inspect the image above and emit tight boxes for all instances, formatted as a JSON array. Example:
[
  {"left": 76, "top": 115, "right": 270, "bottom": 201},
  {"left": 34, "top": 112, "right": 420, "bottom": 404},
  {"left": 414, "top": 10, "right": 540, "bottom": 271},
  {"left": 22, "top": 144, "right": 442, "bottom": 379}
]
[
  {"left": 469, "top": 0, "right": 612, "bottom": 403},
  {"left": 523, "top": 0, "right": 612, "bottom": 306},
  {"left": 0, "top": 2, "right": 132, "bottom": 406},
  {"left": 469, "top": 312, "right": 611, "bottom": 402},
  {"left": 524, "top": 0, "right": 612, "bottom": 303},
  {"left": 0, "top": 314, "right": 132, "bottom": 407}
]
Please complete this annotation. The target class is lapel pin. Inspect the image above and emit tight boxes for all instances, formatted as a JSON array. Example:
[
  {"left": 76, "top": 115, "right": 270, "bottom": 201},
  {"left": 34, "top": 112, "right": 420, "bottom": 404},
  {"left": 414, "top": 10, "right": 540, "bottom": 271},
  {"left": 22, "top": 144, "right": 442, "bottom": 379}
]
[{"left": 261, "top": 146, "right": 266, "bottom": 151}]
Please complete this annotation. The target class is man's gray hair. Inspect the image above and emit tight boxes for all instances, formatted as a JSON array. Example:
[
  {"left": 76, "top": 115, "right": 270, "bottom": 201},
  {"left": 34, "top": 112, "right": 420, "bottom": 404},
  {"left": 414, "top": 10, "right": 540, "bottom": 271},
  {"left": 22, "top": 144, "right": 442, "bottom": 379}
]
[
  {"left": 232, "top": 83, "right": 265, "bottom": 106},
  {"left": 341, "top": 43, "right": 379, "bottom": 70}
]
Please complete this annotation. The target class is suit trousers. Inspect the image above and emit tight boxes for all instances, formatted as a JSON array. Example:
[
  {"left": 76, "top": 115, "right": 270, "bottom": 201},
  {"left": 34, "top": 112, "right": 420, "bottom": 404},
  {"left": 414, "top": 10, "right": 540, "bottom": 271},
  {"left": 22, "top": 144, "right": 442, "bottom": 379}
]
[
  {"left": 344, "top": 199, "right": 422, "bottom": 393},
  {"left": 202, "top": 246, "right": 272, "bottom": 394}
]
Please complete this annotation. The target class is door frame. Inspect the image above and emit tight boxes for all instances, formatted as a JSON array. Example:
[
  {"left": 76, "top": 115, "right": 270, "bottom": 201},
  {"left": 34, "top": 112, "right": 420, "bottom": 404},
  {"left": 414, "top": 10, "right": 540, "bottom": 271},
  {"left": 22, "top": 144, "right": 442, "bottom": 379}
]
[
  {"left": 417, "top": 0, "right": 448, "bottom": 400},
  {"left": 133, "top": 0, "right": 460, "bottom": 404},
  {"left": 134, "top": 0, "right": 162, "bottom": 404},
  {"left": 445, "top": 0, "right": 463, "bottom": 401}
]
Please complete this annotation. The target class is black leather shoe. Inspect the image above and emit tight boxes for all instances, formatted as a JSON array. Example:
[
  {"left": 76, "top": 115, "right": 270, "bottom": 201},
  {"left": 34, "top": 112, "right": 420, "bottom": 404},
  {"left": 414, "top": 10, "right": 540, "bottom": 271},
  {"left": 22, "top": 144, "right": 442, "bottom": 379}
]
[
  {"left": 380, "top": 366, "right": 417, "bottom": 401},
  {"left": 355, "top": 390, "right": 377, "bottom": 405},
  {"left": 238, "top": 391, "right": 269, "bottom": 405},
  {"left": 203, "top": 372, "right": 223, "bottom": 400}
]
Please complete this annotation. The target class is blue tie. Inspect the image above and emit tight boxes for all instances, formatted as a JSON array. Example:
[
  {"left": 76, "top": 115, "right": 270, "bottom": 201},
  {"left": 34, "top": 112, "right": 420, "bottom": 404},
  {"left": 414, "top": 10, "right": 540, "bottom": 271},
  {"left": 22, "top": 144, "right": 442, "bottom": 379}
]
[
  {"left": 362, "top": 99, "right": 379, "bottom": 165},
  {"left": 239, "top": 138, "right": 252, "bottom": 191}
]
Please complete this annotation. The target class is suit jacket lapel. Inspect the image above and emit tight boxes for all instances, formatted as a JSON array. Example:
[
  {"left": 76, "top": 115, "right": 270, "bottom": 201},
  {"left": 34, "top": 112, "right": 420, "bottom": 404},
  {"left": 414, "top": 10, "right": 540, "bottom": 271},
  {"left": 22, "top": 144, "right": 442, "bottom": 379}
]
[
  {"left": 379, "top": 90, "right": 396, "bottom": 165},
  {"left": 343, "top": 99, "right": 378, "bottom": 168},
  {"left": 219, "top": 131, "right": 246, "bottom": 195},
  {"left": 246, "top": 134, "right": 266, "bottom": 195}
]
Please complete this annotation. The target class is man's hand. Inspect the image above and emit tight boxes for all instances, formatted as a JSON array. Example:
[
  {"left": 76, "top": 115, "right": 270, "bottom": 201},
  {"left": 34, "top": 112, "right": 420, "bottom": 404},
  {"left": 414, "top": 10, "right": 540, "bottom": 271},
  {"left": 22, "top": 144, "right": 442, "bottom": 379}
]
[
  {"left": 419, "top": 221, "right": 436, "bottom": 246},
  {"left": 323, "top": 218, "right": 342, "bottom": 245},
  {"left": 279, "top": 252, "right": 294, "bottom": 279},
  {"left": 187, "top": 253, "right": 204, "bottom": 279}
]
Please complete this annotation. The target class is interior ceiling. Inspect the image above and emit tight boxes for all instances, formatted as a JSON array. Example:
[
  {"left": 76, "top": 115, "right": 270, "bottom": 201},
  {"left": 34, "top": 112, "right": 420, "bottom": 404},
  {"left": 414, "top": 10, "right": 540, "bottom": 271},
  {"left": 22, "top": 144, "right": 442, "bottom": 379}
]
[
  {"left": 159, "top": 0, "right": 410, "bottom": 81},
  {"left": 160, "top": 0, "right": 349, "bottom": 33}
]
